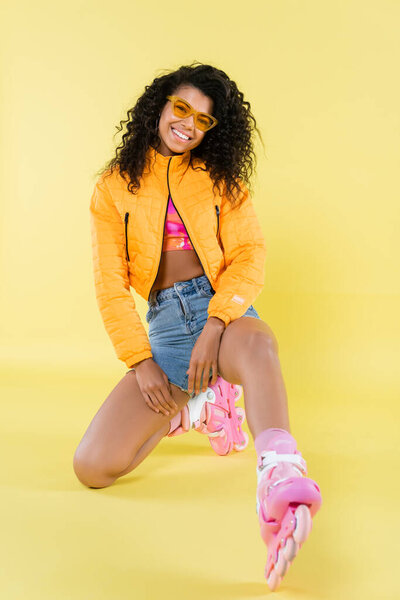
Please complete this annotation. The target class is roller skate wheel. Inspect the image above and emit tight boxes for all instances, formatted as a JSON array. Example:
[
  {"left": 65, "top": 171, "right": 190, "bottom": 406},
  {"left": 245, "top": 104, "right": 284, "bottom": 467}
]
[
  {"left": 210, "top": 437, "right": 232, "bottom": 456},
  {"left": 275, "top": 548, "right": 289, "bottom": 577},
  {"left": 293, "top": 504, "right": 312, "bottom": 545},
  {"left": 266, "top": 567, "right": 282, "bottom": 591},
  {"left": 236, "top": 407, "right": 245, "bottom": 423},
  {"left": 233, "top": 431, "right": 249, "bottom": 452},
  {"left": 207, "top": 428, "right": 225, "bottom": 438},
  {"left": 233, "top": 386, "right": 242, "bottom": 400},
  {"left": 280, "top": 557, "right": 290, "bottom": 578},
  {"left": 282, "top": 536, "right": 298, "bottom": 561}
]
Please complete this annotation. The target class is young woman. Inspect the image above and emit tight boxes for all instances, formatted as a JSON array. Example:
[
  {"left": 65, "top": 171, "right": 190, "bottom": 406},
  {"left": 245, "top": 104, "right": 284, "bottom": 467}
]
[{"left": 73, "top": 62, "right": 322, "bottom": 591}]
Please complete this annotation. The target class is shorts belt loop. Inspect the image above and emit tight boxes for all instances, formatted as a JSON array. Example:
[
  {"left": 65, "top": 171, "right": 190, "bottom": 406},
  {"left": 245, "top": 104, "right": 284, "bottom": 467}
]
[
  {"left": 192, "top": 276, "right": 203, "bottom": 294},
  {"left": 192, "top": 275, "right": 208, "bottom": 292},
  {"left": 149, "top": 290, "right": 159, "bottom": 308},
  {"left": 195, "top": 274, "right": 209, "bottom": 294}
]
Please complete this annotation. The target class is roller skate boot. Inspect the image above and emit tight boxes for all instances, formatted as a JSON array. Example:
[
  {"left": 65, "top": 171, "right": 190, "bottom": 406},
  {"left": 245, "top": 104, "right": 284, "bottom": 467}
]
[
  {"left": 167, "top": 406, "right": 191, "bottom": 437},
  {"left": 190, "top": 376, "right": 248, "bottom": 455},
  {"left": 167, "top": 375, "right": 248, "bottom": 455},
  {"left": 256, "top": 431, "right": 322, "bottom": 591}
]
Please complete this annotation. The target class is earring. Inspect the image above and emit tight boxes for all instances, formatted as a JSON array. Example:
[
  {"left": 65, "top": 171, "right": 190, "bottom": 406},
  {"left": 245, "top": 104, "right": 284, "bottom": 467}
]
[{"left": 155, "top": 113, "right": 160, "bottom": 131}]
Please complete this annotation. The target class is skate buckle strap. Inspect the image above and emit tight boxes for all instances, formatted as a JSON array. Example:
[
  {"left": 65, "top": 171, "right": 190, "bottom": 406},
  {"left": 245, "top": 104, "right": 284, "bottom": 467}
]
[
  {"left": 258, "top": 450, "right": 307, "bottom": 478},
  {"left": 187, "top": 388, "right": 215, "bottom": 428},
  {"left": 256, "top": 451, "right": 308, "bottom": 517}
]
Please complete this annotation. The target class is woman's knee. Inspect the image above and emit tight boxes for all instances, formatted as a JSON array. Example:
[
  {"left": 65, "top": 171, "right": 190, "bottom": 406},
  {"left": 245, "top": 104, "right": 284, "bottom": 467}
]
[
  {"left": 72, "top": 375, "right": 189, "bottom": 489},
  {"left": 72, "top": 448, "right": 122, "bottom": 489}
]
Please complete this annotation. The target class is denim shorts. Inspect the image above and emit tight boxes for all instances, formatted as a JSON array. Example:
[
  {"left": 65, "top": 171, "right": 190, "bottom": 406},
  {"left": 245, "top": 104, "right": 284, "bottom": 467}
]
[{"left": 129, "top": 274, "right": 260, "bottom": 397}]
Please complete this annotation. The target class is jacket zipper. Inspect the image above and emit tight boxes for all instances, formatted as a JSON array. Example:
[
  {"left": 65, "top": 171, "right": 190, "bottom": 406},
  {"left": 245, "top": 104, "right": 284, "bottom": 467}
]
[
  {"left": 148, "top": 157, "right": 208, "bottom": 299},
  {"left": 147, "top": 163, "right": 172, "bottom": 298},
  {"left": 124, "top": 212, "right": 130, "bottom": 262},
  {"left": 166, "top": 159, "right": 207, "bottom": 276},
  {"left": 215, "top": 204, "right": 220, "bottom": 239}
]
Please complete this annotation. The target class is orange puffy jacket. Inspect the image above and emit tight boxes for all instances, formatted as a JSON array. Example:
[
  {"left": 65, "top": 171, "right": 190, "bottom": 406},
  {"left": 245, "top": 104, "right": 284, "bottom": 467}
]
[{"left": 89, "top": 145, "right": 267, "bottom": 369}]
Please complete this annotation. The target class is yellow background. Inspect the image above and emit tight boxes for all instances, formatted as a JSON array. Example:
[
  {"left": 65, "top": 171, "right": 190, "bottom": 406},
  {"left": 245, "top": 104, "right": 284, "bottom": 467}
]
[{"left": 1, "top": 1, "right": 399, "bottom": 598}]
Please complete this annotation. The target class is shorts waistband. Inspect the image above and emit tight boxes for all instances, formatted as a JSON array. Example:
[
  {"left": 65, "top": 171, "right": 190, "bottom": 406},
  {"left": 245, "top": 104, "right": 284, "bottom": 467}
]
[{"left": 148, "top": 274, "right": 211, "bottom": 307}]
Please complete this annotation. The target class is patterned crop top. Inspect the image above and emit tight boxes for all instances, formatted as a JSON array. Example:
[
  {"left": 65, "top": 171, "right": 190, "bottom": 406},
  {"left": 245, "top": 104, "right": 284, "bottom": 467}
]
[{"left": 162, "top": 195, "right": 193, "bottom": 251}]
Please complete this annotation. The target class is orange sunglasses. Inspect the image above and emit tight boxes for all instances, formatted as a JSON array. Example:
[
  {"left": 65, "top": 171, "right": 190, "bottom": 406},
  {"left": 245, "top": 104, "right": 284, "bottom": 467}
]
[{"left": 166, "top": 95, "right": 218, "bottom": 132}]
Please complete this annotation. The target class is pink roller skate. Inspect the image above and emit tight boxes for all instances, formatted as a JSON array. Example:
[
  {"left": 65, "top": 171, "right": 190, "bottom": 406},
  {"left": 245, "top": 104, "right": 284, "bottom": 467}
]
[
  {"left": 256, "top": 431, "right": 322, "bottom": 591},
  {"left": 167, "top": 375, "right": 248, "bottom": 456}
]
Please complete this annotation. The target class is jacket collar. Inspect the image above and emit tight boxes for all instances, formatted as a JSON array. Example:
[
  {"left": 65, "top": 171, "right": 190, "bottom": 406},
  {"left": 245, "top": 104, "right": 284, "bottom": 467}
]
[{"left": 145, "top": 145, "right": 192, "bottom": 176}]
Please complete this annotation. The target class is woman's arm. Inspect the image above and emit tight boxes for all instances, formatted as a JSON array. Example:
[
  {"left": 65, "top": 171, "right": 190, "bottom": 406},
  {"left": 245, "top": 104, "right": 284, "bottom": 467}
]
[{"left": 89, "top": 175, "right": 153, "bottom": 369}]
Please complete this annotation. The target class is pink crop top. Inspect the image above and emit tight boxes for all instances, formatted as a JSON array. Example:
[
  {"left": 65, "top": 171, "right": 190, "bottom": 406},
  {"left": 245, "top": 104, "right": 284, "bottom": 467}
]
[{"left": 162, "top": 195, "right": 193, "bottom": 251}]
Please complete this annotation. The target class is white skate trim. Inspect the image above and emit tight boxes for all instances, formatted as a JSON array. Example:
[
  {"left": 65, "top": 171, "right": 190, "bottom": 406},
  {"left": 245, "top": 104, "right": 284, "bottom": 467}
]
[
  {"left": 256, "top": 451, "right": 308, "bottom": 512},
  {"left": 187, "top": 387, "right": 215, "bottom": 428},
  {"left": 258, "top": 451, "right": 307, "bottom": 475}
]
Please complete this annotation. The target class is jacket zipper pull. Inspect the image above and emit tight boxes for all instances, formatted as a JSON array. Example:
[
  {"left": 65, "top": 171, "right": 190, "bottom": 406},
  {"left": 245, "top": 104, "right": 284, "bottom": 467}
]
[
  {"left": 124, "top": 212, "right": 130, "bottom": 262},
  {"left": 215, "top": 205, "right": 220, "bottom": 239}
]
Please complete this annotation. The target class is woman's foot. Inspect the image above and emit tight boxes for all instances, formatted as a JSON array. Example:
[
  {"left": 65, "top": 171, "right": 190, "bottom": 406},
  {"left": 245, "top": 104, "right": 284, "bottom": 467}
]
[
  {"left": 255, "top": 431, "right": 322, "bottom": 590},
  {"left": 167, "top": 376, "right": 249, "bottom": 455}
]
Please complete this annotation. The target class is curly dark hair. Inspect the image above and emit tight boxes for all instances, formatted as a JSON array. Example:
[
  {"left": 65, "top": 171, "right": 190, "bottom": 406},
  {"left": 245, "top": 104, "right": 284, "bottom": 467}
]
[{"left": 95, "top": 60, "right": 265, "bottom": 207}]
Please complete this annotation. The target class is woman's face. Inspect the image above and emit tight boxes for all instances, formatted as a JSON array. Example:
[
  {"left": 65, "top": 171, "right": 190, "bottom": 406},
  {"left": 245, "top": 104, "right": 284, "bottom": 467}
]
[{"left": 156, "top": 85, "right": 214, "bottom": 156}]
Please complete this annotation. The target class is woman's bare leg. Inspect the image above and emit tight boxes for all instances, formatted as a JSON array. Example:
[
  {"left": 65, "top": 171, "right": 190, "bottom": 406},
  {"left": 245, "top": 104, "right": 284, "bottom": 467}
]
[
  {"left": 115, "top": 423, "right": 171, "bottom": 477},
  {"left": 73, "top": 370, "right": 190, "bottom": 488},
  {"left": 216, "top": 317, "right": 291, "bottom": 438}
]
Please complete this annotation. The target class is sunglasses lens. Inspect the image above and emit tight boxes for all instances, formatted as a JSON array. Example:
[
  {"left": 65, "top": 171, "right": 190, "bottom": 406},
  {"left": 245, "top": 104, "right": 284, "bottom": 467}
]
[
  {"left": 173, "top": 99, "right": 191, "bottom": 118},
  {"left": 172, "top": 98, "right": 214, "bottom": 132},
  {"left": 196, "top": 114, "right": 214, "bottom": 131}
]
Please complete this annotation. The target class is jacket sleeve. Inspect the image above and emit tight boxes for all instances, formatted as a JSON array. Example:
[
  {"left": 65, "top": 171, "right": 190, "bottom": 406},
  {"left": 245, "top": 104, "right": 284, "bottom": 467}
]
[
  {"left": 207, "top": 180, "right": 267, "bottom": 327},
  {"left": 89, "top": 175, "right": 153, "bottom": 369}
]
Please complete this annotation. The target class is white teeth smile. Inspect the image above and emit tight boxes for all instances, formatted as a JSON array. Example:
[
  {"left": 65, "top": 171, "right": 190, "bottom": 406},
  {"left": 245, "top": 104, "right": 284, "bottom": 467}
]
[{"left": 172, "top": 127, "right": 190, "bottom": 140}]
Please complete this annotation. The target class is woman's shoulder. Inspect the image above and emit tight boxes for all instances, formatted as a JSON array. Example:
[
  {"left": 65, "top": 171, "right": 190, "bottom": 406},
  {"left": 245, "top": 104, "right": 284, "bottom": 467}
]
[{"left": 95, "top": 165, "right": 129, "bottom": 193}]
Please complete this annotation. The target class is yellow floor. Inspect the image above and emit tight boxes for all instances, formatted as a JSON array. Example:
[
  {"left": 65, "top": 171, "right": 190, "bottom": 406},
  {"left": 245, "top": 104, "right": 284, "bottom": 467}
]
[{"left": 0, "top": 356, "right": 398, "bottom": 600}]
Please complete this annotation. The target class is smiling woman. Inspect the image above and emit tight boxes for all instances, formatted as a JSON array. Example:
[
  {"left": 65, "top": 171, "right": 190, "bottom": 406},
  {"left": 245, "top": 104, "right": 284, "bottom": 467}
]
[
  {"left": 149, "top": 84, "right": 217, "bottom": 294},
  {"left": 156, "top": 85, "right": 214, "bottom": 156},
  {"left": 80, "top": 61, "right": 323, "bottom": 592}
]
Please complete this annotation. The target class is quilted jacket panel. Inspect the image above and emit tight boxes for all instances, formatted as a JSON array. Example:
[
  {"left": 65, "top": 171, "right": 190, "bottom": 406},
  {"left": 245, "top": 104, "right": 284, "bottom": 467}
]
[{"left": 89, "top": 145, "right": 267, "bottom": 369}]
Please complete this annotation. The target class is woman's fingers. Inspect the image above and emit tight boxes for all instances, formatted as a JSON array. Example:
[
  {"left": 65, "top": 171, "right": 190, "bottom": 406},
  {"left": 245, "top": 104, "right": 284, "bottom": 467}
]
[
  {"left": 187, "top": 366, "right": 194, "bottom": 395},
  {"left": 151, "top": 386, "right": 178, "bottom": 415},
  {"left": 135, "top": 361, "right": 178, "bottom": 415},
  {"left": 188, "top": 363, "right": 200, "bottom": 394},
  {"left": 201, "top": 362, "right": 211, "bottom": 392},
  {"left": 148, "top": 389, "right": 171, "bottom": 415},
  {"left": 211, "top": 361, "right": 218, "bottom": 386},
  {"left": 144, "top": 393, "right": 160, "bottom": 413},
  {"left": 162, "top": 386, "right": 179, "bottom": 412},
  {"left": 195, "top": 362, "right": 206, "bottom": 395},
  {"left": 188, "top": 361, "right": 217, "bottom": 395}
]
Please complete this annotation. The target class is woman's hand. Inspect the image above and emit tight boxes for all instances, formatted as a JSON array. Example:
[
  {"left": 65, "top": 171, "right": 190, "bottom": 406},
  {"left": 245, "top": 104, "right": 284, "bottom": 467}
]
[
  {"left": 134, "top": 358, "right": 179, "bottom": 416},
  {"left": 186, "top": 317, "right": 225, "bottom": 396}
]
